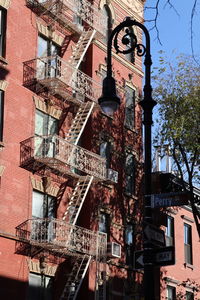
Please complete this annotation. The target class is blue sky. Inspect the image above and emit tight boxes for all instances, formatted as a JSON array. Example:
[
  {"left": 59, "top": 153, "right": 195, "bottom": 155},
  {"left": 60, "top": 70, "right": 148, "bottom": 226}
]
[{"left": 144, "top": 0, "right": 200, "bottom": 67}]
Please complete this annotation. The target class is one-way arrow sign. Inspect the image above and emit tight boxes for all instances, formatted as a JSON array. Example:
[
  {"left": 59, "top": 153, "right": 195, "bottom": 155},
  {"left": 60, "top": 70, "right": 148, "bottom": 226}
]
[
  {"left": 134, "top": 250, "right": 144, "bottom": 270},
  {"left": 134, "top": 246, "right": 175, "bottom": 270}
]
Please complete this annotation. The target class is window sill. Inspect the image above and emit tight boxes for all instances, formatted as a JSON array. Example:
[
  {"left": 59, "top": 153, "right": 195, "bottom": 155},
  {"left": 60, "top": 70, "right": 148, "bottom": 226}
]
[
  {"left": 184, "top": 262, "right": 194, "bottom": 270},
  {"left": 0, "top": 56, "right": 8, "bottom": 65}
]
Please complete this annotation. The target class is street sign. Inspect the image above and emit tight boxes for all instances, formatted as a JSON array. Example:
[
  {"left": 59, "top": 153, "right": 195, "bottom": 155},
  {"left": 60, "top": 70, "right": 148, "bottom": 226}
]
[
  {"left": 151, "top": 192, "right": 189, "bottom": 208},
  {"left": 153, "top": 246, "right": 175, "bottom": 266},
  {"left": 134, "top": 250, "right": 144, "bottom": 270},
  {"left": 134, "top": 246, "right": 175, "bottom": 269},
  {"left": 144, "top": 222, "right": 166, "bottom": 247}
]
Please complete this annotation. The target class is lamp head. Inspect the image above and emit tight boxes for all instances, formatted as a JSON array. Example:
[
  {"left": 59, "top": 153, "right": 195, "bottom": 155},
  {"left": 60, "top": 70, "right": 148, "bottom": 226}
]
[{"left": 98, "top": 76, "right": 120, "bottom": 116}]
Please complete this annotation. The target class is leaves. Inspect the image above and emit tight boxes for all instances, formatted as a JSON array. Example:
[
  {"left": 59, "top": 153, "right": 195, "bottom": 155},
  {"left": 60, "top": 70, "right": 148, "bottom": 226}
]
[{"left": 153, "top": 54, "right": 200, "bottom": 186}]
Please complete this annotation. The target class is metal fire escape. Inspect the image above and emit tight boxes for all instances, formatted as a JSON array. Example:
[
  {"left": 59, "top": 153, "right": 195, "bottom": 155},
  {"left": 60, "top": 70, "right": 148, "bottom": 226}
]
[{"left": 19, "top": 1, "right": 111, "bottom": 299}]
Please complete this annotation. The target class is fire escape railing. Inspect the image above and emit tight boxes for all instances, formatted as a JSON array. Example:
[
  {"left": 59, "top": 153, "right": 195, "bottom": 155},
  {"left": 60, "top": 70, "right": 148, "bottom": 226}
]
[
  {"left": 25, "top": 0, "right": 107, "bottom": 36},
  {"left": 16, "top": 218, "right": 107, "bottom": 257},
  {"left": 23, "top": 56, "right": 102, "bottom": 103},
  {"left": 20, "top": 135, "right": 107, "bottom": 180}
]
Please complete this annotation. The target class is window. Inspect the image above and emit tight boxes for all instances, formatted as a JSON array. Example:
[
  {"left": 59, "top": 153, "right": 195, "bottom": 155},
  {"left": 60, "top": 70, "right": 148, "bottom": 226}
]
[
  {"left": 184, "top": 223, "right": 193, "bottom": 264},
  {"left": 28, "top": 272, "right": 53, "bottom": 300},
  {"left": 167, "top": 285, "right": 176, "bottom": 300},
  {"left": 102, "top": 5, "right": 112, "bottom": 43},
  {"left": 125, "top": 223, "right": 134, "bottom": 266},
  {"left": 186, "top": 291, "right": 194, "bottom": 300},
  {"left": 166, "top": 216, "right": 174, "bottom": 246},
  {"left": 32, "top": 190, "right": 56, "bottom": 219},
  {"left": 124, "top": 86, "right": 135, "bottom": 129},
  {"left": 124, "top": 153, "right": 135, "bottom": 195},
  {"left": 0, "top": 90, "right": 4, "bottom": 141},
  {"left": 0, "top": 7, "right": 7, "bottom": 57},
  {"left": 35, "top": 110, "right": 58, "bottom": 157},
  {"left": 100, "top": 141, "right": 111, "bottom": 168},
  {"left": 38, "top": 35, "right": 60, "bottom": 57},
  {"left": 35, "top": 110, "right": 58, "bottom": 136},
  {"left": 99, "top": 212, "right": 110, "bottom": 237},
  {"left": 37, "top": 35, "right": 60, "bottom": 79}
]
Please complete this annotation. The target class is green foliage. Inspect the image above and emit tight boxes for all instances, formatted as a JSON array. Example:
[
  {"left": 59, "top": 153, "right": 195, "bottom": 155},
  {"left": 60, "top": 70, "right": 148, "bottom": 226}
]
[{"left": 153, "top": 54, "right": 200, "bottom": 186}]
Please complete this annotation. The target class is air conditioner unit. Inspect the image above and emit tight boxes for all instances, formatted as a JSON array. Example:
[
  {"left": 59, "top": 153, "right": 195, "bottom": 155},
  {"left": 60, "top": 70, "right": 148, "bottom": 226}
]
[
  {"left": 107, "top": 169, "right": 118, "bottom": 183},
  {"left": 107, "top": 242, "right": 121, "bottom": 258}
]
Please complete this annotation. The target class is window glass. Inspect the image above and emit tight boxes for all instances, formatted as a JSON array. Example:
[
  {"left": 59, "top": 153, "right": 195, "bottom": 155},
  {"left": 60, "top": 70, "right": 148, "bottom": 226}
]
[
  {"left": 32, "top": 191, "right": 56, "bottom": 218},
  {"left": 125, "top": 86, "right": 135, "bottom": 129},
  {"left": 102, "top": 5, "right": 112, "bottom": 44},
  {"left": 184, "top": 223, "right": 193, "bottom": 264},
  {"left": 99, "top": 212, "right": 109, "bottom": 235},
  {"left": 28, "top": 273, "right": 53, "bottom": 300},
  {"left": 167, "top": 285, "right": 176, "bottom": 300},
  {"left": 100, "top": 141, "right": 110, "bottom": 168},
  {"left": 186, "top": 291, "right": 194, "bottom": 300},
  {"left": 0, "top": 90, "right": 4, "bottom": 141},
  {"left": 28, "top": 273, "right": 42, "bottom": 300},
  {"left": 125, "top": 223, "right": 134, "bottom": 266},
  {"left": 125, "top": 153, "right": 135, "bottom": 195},
  {"left": 32, "top": 191, "right": 44, "bottom": 218},
  {"left": 35, "top": 110, "right": 58, "bottom": 136},
  {"left": 166, "top": 216, "right": 174, "bottom": 246},
  {"left": 0, "top": 8, "right": 7, "bottom": 57},
  {"left": 38, "top": 36, "right": 48, "bottom": 57}
]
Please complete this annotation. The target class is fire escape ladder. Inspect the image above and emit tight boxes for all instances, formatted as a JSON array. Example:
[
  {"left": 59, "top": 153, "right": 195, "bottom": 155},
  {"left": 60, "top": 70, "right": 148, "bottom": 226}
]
[
  {"left": 65, "top": 101, "right": 95, "bottom": 145},
  {"left": 68, "top": 29, "right": 96, "bottom": 69},
  {"left": 63, "top": 175, "right": 93, "bottom": 225},
  {"left": 60, "top": 254, "right": 92, "bottom": 300}
]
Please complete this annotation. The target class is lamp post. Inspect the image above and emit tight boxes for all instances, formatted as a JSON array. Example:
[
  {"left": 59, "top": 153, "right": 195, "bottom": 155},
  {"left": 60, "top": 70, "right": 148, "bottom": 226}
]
[{"left": 98, "top": 17, "right": 157, "bottom": 300}]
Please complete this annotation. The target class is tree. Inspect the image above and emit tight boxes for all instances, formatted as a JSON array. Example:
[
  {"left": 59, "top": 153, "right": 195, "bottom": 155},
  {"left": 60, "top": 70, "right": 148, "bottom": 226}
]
[{"left": 153, "top": 54, "right": 200, "bottom": 238}]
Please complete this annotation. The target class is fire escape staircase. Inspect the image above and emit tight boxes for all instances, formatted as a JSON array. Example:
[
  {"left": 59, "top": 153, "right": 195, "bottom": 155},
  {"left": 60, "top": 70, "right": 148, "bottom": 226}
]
[
  {"left": 65, "top": 101, "right": 95, "bottom": 145},
  {"left": 63, "top": 175, "right": 93, "bottom": 225},
  {"left": 61, "top": 175, "right": 93, "bottom": 300},
  {"left": 60, "top": 254, "right": 92, "bottom": 300},
  {"left": 68, "top": 29, "right": 96, "bottom": 70}
]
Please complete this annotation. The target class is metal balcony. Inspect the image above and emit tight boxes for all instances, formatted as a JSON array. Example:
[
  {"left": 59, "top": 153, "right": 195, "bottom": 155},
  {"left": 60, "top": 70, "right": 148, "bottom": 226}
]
[
  {"left": 23, "top": 55, "right": 102, "bottom": 104},
  {"left": 16, "top": 218, "right": 107, "bottom": 257},
  {"left": 25, "top": 0, "right": 107, "bottom": 36},
  {"left": 20, "top": 135, "right": 107, "bottom": 180}
]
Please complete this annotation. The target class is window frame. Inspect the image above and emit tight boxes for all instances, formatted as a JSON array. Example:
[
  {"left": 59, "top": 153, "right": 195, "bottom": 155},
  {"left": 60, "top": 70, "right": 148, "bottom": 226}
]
[
  {"left": 99, "top": 140, "right": 111, "bottom": 169},
  {"left": 186, "top": 291, "right": 194, "bottom": 300},
  {"left": 125, "top": 223, "right": 134, "bottom": 266},
  {"left": 0, "top": 7, "right": 7, "bottom": 58},
  {"left": 166, "top": 285, "right": 176, "bottom": 300},
  {"left": 124, "top": 152, "right": 135, "bottom": 196},
  {"left": 28, "top": 272, "right": 54, "bottom": 300},
  {"left": 99, "top": 211, "right": 110, "bottom": 239},
  {"left": 165, "top": 215, "right": 174, "bottom": 246},
  {"left": 35, "top": 109, "right": 58, "bottom": 136},
  {"left": 32, "top": 190, "right": 57, "bottom": 219},
  {"left": 184, "top": 223, "right": 193, "bottom": 265},
  {"left": 0, "top": 90, "right": 4, "bottom": 141},
  {"left": 102, "top": 4, "right": 112, "bottom": 44},
  {"left": 124, "top": 85, "right": 136, "bottom": 130}
]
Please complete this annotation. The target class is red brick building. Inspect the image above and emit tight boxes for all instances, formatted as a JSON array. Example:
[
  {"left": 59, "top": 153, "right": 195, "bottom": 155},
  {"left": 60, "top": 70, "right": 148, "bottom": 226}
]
[
  {"left": 152, "top": 171, "right": 200, "bottom": 300},
  {"left": 0, "top": 0, "right": 145, "bottom": 299}
]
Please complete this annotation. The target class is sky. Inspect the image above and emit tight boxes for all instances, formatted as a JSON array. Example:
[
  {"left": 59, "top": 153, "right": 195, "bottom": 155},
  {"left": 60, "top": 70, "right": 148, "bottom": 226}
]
[
  {"left": 144, "top": 0, "right": 200, "bottom": 68},
  {"left": 142, "top": 1, "right": 200, "bottom": 172}
]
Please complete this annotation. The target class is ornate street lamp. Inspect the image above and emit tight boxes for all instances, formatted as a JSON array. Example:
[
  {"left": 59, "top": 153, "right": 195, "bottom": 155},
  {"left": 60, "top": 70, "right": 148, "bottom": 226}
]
[{"left": 98, "top": 17, "right": 157, "bottom": 300}]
